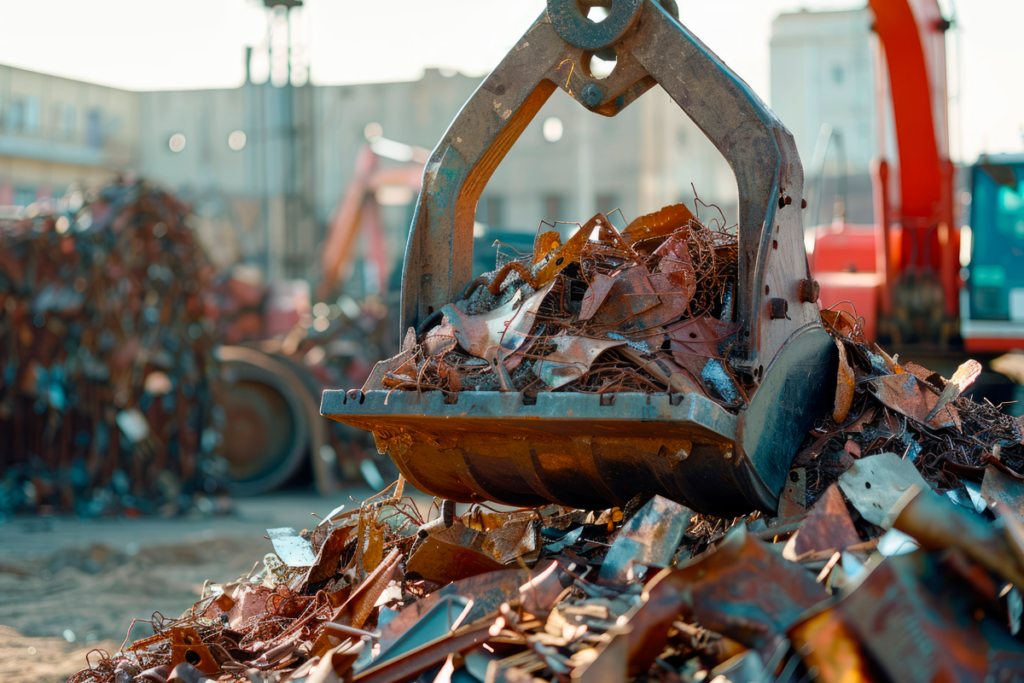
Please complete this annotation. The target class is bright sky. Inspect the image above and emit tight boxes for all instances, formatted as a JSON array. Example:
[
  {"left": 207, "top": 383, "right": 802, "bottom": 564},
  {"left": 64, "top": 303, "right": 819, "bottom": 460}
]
[{"left": 0, "top": 0, "right": 1019, "bottom": 161}]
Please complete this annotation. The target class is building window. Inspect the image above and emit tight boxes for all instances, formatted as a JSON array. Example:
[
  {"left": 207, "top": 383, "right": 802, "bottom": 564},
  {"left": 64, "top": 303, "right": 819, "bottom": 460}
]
[
  {"left": 543, "top": 195, "right": 563, "bottom": 225},
  {"left": 13, "top": 187, "right": 36, "bottom": 208},
  {"left": 86, "top": 108, "right": 103, "bottom": 147},
  {"left": 22, "top": 97, "right": 41, "bottom": 134},
  {"left": 486, "top": 196, "right": 504, "bottom": 227},
  {"left": 6, "top": 101, "right": 23, "bottom": 133},
  {"left": 63, "top": 104, "right": 76, "bottom": 138}
]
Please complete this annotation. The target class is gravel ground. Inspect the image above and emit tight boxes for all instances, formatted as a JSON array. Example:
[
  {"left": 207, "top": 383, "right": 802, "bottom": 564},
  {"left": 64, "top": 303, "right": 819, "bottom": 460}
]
[{"left": 0, "top": 488, "right": 388, "bottom": 683}]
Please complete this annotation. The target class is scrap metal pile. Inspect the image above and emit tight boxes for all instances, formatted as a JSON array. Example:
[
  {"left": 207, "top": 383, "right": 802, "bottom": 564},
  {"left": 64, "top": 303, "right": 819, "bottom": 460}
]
[
  {"left": 0, "top": 181, "right": 223, "bottom": 517},
  {"left": 376, "top": 205, "right": 745, "bottom": 404},
  {"left": 70, "top": 426, "right": 1024, "bottom": 683},
  {"left": 805, "top": 308, "right": 1024, "bottom": 500}
]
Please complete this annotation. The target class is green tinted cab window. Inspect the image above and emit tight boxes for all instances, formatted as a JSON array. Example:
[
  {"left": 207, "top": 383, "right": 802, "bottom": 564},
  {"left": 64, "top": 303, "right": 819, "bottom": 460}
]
[{"left": 970, "top": 163, "right": 1024, "bottom": 319}]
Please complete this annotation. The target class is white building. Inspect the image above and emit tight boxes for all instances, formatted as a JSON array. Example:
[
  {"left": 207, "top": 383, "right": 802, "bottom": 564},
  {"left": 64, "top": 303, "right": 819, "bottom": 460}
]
[
  {"left": 1, "top": 61, "right": 740, "bottom": 292},
  {"left": 0, "top": 65, "right": 139, "bottom": 209},
  {"left": 770, "top": 8, "right": 889, "bottom": 225}
]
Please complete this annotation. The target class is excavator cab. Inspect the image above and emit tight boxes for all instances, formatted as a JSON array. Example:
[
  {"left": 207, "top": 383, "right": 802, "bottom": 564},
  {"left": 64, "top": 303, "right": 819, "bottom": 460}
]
[
  {"left": 322, "top": 0, "right": 837, "bottom": 517},
  {"left": 962, "top": 155, "right": 1024, "bottom": 351}
]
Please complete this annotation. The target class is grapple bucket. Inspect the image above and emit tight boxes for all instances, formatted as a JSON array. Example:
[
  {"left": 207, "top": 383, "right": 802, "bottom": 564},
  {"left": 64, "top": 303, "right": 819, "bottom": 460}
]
[{"left": 322, "top": 0, "right": 837, "bottom": 516}]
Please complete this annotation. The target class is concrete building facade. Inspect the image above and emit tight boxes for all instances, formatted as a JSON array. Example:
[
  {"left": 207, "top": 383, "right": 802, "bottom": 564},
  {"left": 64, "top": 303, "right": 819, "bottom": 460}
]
[
  {"left": 0, "top": 65, "right": 139, "bottom": 211},
  {"left": 0, "top": 62, "right": 740, "bottom": 296},
  {"left": 770, "top": 8, "right": 889, "bottom": 226}
]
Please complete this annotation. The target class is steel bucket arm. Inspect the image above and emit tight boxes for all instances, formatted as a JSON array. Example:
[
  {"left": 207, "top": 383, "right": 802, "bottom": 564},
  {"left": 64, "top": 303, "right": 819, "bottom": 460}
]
[{"left": 322, "top": 0, "right": 837, "bottom": 515}]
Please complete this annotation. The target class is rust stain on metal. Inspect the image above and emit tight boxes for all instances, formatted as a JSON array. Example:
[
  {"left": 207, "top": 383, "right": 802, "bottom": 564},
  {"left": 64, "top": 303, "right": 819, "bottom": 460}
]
[
  {"left": 170, "top": 628, "right": 220, "bottom": 675},
  {"left": 793, "top": 484, "right": 861, "bottom": 557},
  {"left": 578, "top": 273, "right": 616, "bottom": 321},
  {"left": 621, "top": 202, "right": 695, "bottom": 248},
  {"left": 834, "top": 337, "right": 855, "bottom": 423}
]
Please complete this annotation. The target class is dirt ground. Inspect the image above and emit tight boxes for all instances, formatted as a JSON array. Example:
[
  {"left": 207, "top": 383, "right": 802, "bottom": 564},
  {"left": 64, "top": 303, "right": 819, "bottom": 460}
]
[{"left": 0, "top": 489, "right": 380, "bottom": 683}]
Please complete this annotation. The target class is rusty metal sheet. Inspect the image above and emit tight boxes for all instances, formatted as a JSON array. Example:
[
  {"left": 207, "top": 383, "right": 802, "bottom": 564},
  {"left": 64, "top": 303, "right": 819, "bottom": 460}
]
[
  {"left": 432, "top": 520, "right": 492, "bottom": 553},
  {"left": 535, "top": 214, "right": 603, "bottom": 286},
  {"left": 869, "top": 372, "right": 961, "bottom": 431},
  {"left": 306, "top": 525, "right": 354, "bottom": 585},
  {"left": 894, "top": 489, "right": 1024, "bottom": 589},
  {"left": 534, "top": 335, "right": 625, "bottom": 388},
  {"left": 788, "top": 608, "right": 884, "bottom": 683},
  {"left": 170, "top": 628, "right": 219, "bottom": 676},
  {"left": 407, "top": 536, "right": 505, "bottom": 585},
  {"left": 464, "top": 508, "right": 539, "bottom": 533},
  {"left": 597, "top": 495, "right": 692, "bottom": 586},
  {"left": 981, "top": 464, "right": 1024, "bottom": 523},
  {"left": 625, "top": 527, "right": 827, "bottom": 674},
  {"left": 586, "top": 264, "right": 661, "bottom": 329},
  {"left": 374, "top": 570, "right": 530, "bottom": 659},
  {"left": 666, "top": 316, "right": 737, "bottom": 362},
  {"left": 532, "top": 230, "right": 563, "bottom": 266},
  {"left": 801, "top": 551, "right": 1024, "bottom": 681},
  {"left": 649, "top": 233, "right": 696, "bottom": 301},
  {"left": 484, "top": 516, "right": 541, "bottom": 564},
  {"left": 615, "top": 345, "right": 684, "bottom": 387},
  {"left": 331, "top": 548, "right": 403, "bottom": 628},
  {"left": 668, "top": 369, "right": 706, "bottom": 396},
  {"left": 579, "top": 273, "right": 616, "bottom": 321},
  {"left": 593, "top": 218, "right": 645, "bottom": 264},
  {"left": 355, "top": 625, "right": 492, "bottom": 683},
  {"left": 222, "top": 585, "right": 273, "bottom": 630},
  {"left": 821, "top": 309, "right": 867, "bottom": 344},
  {"left": 571, "top": 626, "right": 630, "bottom": 683},
  {"left": 587, "top": 233, "right": 698, "bottom": 331},
  {"left": 621, "top": 202, "right": 695, "bottom": 249},
  {"left": 948, "top": 358, "right": 983, "bottom": 391},
  {"left": 423, "top": 321, "right": 459, "bottom": 356},
  {"left": 792, "top": 484, "right": 860, "bottom": 557},
  {"left": 775, "top": 467, "right": 809, "bottom": 524},
  {"left": 357, "top": 514, "right": 385, "bottom": 574},
  {"left": 368, "top": 594, "right": 474, "bottom": 669},
  {"left": 444, "top": 280, "right": 556, "bottom": 360},
  {"left": 834, "top": 338, "right": 855, "bottom": 423},
  {"left": 640, "top": 273, "right": 694, "bottom": 329},
  {"left": 902, "top": 361, "right": 942, "bottom": 387},
  {"left": 361, "top": 347, "right": 417, "bottom": 392},
  {"left": 925, "top": 358, "right": 983, "bottom": 423},
  {"left": 518, "top": 561, "right": 573, "bottom": 618}
]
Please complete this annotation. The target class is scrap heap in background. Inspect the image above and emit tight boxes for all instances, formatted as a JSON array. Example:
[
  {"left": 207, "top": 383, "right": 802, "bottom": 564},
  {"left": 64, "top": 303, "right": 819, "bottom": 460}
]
[
  {"left": 375, "top": 204, "right": 744, "bottom": 403},
  {"left": 71, "top": 209, "right": 1024, "bottom": 682},
  {"left": 0, "top": 180, "right": 224, "bottom": 517}
]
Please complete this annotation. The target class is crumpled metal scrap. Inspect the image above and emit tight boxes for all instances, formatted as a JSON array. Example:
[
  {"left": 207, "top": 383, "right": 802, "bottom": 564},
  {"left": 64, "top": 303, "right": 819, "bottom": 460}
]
[
  {"left": 70, "top": 434, "right": 1024, "bottom": 683},
  {"left": 363, "top": 202, "right": 748, "bottom": 409},
  {"left": 802, "top": 307, "right": 1024, "bottom": 504}
]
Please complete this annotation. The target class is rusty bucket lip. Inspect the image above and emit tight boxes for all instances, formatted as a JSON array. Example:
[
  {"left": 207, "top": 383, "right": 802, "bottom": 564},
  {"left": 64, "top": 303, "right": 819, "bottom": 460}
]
[
  {"left": 321, "top": 389, "right": 738, "bottom": 444},
  {"left": 322, "top": 389, "right": 749, "bottom": 513}
]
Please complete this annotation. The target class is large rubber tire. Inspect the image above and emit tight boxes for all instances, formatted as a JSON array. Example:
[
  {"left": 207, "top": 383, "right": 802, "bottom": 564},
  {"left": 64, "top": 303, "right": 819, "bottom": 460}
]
[{"left": 218, "top": 352, "right": 310, "bottom": 496}]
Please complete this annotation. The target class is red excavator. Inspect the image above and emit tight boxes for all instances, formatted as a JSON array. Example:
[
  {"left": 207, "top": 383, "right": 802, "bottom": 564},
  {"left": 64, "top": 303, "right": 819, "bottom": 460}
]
[
  {"left": 216, "top": 138, "right": 426, "bottom": 496},
  {"left": 812, "top": 0, "right": 1024, "bottom": 356}
]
